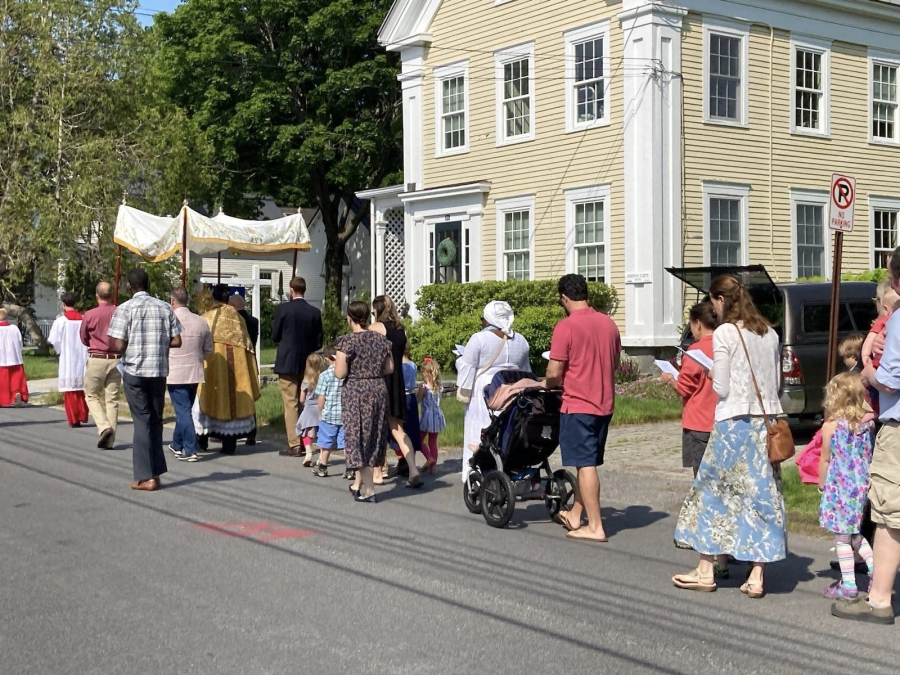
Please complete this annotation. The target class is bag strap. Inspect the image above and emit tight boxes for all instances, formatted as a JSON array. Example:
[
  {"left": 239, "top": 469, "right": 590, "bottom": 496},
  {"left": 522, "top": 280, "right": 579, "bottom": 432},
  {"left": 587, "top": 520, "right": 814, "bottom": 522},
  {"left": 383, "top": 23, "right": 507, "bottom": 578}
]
[
  {"left": 468, "top": 333, "right": 508, "bottom": 390},
  {"left": 733, "top": 324, "right": 771, "bottom": 422}
]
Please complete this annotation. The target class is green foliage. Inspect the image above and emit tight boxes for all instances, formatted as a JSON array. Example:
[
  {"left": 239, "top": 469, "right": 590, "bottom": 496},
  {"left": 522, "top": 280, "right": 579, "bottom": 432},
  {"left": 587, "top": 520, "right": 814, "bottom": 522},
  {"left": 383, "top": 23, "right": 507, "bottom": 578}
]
[
  {"left": 842, "top": 269, "right": 889, "bottom": 282},
  {"left": 416, "top": 280, "right": 617, "bottom": 324},
  {"left": 407, "top": 314, "right": 481, "bottom": 373},
  {"left": 513, "top": 305, "right": 565, "bottom": 375},
  {"left": 322, "top": 291, "right": 349, "bottom": 346},
  {"left": 257, "top": 297, "right": 279, "bottom": 348}
]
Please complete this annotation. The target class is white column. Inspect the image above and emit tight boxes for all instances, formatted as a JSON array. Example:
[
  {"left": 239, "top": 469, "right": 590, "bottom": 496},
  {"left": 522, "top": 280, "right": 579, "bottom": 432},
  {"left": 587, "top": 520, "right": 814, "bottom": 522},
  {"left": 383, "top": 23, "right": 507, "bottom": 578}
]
[
  {"left": 251, "top": 265, "right": 261, "bottom": 381},
  {"left": 399, "top": 47, "right": 426, "bottom": 190},
  {"left": 618, "top": 0, "right": 686, "bottom": 347},
  {"left": 374, "top": 220, "right": 388, "bottom": 297}
]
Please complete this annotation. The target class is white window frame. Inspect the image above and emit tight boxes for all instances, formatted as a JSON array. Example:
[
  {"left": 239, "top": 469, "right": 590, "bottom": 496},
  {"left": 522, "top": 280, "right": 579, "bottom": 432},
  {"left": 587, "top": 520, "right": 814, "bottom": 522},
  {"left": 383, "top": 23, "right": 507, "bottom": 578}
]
[
  {"left": 869, "top": 50, "right": 900, "bottom": 146},
  {"left": 564, "top": 20, "right": 611, "bottom": 133},
  {"left": 494, "top": 42, "right": 535, "bottom": 146},
  {"left": 790, "top": 35, "right": 831, "bottom": 138},
  {"left": 870, "top": 195, "right": 900, "bottom": 269},
  {"left": 564, "top": 184, "right": 611, "bottom": 282},
  {"left": 702, "top": 19, "right": 749, "bottom": 127},
  {"left": 433, "top": 60, "right": 469, "bottom": 157},
  {"left": 495, "top": 194, "right": 535, "bottom": 281},
  {"left": 701, "top": 181, "right": 750, "bottom": 266},
  {"left": 790, "top": 188, "right": 831, "bottom": 280}
]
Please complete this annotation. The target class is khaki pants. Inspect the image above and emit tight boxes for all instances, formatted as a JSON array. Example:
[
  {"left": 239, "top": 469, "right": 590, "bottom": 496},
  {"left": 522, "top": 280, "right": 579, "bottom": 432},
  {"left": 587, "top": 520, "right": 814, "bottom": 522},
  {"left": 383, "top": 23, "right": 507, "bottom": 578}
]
[
  {"left": 83, "top": 358, "right": 121, "bottom": 438},
  {"left": 278, "top": 374, "right": 302, "bottom": 450}
]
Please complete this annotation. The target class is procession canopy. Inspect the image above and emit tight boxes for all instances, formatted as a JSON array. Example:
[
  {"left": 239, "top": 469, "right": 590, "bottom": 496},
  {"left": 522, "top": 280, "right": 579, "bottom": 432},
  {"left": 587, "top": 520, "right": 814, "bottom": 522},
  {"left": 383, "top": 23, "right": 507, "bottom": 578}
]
[{"left": 114, "top": 204, "right": 312, "bottom": 261}]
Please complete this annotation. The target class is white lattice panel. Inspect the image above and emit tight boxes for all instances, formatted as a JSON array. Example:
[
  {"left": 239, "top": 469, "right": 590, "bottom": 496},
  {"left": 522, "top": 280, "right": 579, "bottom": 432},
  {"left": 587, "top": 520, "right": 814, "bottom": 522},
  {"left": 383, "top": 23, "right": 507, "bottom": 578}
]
[{"left": 384, "top": 208, "right": 405, "bottom": 304}]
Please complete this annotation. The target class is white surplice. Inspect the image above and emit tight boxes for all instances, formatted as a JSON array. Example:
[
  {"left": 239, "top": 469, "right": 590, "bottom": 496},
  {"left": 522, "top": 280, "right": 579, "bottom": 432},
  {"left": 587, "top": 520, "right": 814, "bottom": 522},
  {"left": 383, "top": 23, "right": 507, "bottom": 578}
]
[
  {"left": 0, "top": 325, "right": 24, "bottom": 367},
  {"left": 48, "top": 315, "right": 88, "bottom": 391},
  {"left": 457, "top": 329, "right": 532, "bottom": 481}
]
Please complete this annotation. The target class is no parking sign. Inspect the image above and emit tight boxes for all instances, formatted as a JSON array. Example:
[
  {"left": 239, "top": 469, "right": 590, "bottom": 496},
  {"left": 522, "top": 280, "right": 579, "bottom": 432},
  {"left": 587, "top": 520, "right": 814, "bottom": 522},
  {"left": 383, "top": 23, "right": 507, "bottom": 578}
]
[{"left": 829, "top": 173, "right": 856, "bottom": 233}]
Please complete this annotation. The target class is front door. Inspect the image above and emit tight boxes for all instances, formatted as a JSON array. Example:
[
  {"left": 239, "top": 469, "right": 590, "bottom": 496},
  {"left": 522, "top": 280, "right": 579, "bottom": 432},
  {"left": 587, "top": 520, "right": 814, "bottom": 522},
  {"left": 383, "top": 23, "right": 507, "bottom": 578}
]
[{"left": 432, "top": 221, "right": 462, "bottom": 284}]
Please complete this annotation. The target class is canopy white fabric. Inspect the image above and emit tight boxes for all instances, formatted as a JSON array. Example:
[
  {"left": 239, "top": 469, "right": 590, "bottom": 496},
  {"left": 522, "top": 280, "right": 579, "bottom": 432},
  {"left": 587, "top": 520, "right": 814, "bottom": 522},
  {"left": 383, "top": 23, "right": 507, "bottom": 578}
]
[{"left": 114, "top": 204, "right": 311, "bottom": 262}]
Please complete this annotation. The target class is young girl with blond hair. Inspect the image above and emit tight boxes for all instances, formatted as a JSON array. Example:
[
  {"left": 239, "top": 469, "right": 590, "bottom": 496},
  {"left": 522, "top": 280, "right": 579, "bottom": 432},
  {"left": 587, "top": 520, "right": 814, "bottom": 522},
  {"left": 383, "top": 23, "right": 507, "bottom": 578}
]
[
  {"left": 418, "top": 358, "right": 446, "bottom": 474},
  {"left": 818, "top": 371, "right": 876, "bottom": 601},
  {"left": 297, "top": 352, "right": 328, "bottom": 467}
]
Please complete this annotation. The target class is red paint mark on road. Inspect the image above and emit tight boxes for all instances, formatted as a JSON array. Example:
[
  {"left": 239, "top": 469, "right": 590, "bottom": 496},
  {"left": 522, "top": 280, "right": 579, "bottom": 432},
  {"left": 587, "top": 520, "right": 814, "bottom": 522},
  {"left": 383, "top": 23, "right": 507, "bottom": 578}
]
[{"left": 194, "top": 522, "right": 316, "bottom": 542}]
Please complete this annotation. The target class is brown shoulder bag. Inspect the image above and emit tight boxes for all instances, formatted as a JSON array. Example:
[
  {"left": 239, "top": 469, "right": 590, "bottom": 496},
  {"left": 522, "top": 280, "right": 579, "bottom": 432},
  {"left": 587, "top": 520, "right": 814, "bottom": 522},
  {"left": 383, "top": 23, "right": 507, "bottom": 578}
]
[{"left": 734, "top": 326, "right": 795, "bottom": 464}]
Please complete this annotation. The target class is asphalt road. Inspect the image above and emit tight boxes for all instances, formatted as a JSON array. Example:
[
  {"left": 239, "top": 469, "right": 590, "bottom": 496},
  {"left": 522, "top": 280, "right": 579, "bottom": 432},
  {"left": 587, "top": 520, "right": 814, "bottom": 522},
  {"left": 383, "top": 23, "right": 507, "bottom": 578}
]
[{"left": 1, "top": 404, "right": 898, "bottom": 675}]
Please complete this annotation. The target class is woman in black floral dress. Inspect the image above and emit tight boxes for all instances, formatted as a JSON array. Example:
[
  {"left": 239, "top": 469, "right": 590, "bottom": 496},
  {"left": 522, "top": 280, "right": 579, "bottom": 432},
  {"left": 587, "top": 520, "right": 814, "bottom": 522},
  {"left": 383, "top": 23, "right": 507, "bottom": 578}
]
[{"left": 335, "top": 301, "right": 393, "bottom": 502}]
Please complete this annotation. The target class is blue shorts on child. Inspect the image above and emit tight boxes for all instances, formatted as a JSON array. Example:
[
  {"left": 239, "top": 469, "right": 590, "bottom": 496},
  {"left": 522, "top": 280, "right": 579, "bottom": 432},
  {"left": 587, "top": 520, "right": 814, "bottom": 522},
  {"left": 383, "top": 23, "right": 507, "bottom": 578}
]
[{"left": 318, "top": 420, "right": 344, "bottom": 450}]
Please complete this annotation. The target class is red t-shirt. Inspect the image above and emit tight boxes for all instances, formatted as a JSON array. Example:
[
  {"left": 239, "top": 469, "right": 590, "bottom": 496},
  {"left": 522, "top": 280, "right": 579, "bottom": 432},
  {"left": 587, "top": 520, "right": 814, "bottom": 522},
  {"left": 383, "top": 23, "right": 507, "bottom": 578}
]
[
  {"left": 549, "top": 308, "right": 621, "bottom": 416},
  {"left": 674, "top": 335, "right": 716, "bottom": 433},
  {"left": 871, "top": 314, "right": 890, "bottom": 368}
]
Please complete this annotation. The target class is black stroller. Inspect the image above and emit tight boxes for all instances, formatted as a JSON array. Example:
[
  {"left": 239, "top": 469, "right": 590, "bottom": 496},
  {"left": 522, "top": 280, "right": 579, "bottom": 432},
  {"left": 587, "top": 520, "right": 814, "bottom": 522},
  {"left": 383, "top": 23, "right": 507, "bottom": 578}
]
[{"left": 463, "top": 370, "right": 576, "bottom": 528}]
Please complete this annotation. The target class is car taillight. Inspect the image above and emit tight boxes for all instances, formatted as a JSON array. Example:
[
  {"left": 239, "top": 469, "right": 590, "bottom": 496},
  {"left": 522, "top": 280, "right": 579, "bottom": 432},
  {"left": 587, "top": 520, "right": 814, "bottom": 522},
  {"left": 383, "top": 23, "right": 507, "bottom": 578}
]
[{"left": 782, "top": 347, "right": 803, "bottom": 385}]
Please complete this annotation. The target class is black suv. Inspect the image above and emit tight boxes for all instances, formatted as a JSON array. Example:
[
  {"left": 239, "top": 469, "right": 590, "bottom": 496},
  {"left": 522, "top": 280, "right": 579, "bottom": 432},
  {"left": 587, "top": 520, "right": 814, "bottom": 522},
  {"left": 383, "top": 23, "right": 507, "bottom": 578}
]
[{"left": 667, "top": 265, "right": 878, "bottom": 419}]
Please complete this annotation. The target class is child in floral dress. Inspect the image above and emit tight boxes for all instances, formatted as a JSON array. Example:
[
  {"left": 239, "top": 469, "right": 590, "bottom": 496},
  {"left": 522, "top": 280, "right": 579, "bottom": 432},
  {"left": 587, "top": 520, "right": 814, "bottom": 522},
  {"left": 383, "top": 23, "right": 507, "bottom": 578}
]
[
  {"left": 818, "top": 372, "right": 875, "bottom": 601},
  {"left": 418, "top": 358, "right": 446, "bottom": 475}
]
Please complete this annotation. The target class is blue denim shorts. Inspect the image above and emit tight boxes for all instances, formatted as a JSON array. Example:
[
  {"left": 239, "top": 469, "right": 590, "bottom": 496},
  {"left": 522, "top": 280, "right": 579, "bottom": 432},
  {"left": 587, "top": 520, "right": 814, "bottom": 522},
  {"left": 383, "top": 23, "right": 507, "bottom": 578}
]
[
  {"left": 559, "top": 413, "right": 613, "bottom": 468},
  {"left": 317, "top": 420, "right": 344, "bottom": 450}
]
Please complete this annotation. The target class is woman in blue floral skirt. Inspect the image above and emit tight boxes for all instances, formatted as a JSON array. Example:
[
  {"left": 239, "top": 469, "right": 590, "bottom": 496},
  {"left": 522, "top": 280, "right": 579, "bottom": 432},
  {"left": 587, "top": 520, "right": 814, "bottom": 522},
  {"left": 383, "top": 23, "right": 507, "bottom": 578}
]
[{"left": 672, "top": 275, "right": 786, "bottom": 598}]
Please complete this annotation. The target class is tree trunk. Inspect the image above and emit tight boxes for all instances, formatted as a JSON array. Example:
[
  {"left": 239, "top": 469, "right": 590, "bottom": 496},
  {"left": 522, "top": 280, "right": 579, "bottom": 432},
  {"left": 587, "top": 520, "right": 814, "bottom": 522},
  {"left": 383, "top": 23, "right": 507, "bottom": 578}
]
[
  {"left": 3, "top": 302, "right": 50, "bottom": 354},
  {"left": 323, "top": 236, "right": 347, "bottom": 311}
]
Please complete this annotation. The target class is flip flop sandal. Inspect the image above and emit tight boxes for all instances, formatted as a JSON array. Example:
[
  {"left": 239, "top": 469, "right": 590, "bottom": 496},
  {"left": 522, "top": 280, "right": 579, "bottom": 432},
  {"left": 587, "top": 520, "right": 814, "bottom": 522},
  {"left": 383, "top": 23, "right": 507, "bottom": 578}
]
[
  {"left": 740, "top": 581, "right": 764, "bottom": 599},
  {"left": 553, "top": 513, "right": 579, "bottom": 531},
  {"left": 565, "top": 530, "right": 609, "bottom": 544},
  {"left": 672, "top": 568, "right": 717, "bottom": 592},
  {"left": 406, "top": 476, "right": 424, "bottom": 489}
]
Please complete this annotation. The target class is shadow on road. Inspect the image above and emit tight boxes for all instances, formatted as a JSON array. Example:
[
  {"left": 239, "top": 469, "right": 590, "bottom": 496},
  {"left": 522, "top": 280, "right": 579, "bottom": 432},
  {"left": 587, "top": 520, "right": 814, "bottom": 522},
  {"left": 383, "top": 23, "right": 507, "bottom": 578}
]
[{"left": 164, "top": 468, "right": 268, "bottom": 489}]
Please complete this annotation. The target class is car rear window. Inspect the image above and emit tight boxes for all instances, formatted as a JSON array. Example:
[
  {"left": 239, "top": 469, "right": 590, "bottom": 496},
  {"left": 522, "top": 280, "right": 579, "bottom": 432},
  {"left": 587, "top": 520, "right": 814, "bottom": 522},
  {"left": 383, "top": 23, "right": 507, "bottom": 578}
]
[{"left": 802, "top": 302, "right": 875, "bottom": 334}]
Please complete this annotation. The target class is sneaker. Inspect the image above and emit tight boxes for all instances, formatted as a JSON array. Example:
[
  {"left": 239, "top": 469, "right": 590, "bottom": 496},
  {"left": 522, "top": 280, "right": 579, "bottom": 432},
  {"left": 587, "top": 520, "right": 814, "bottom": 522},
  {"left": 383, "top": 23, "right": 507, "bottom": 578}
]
[
  {"left": 824, "top": 581, "right": 859, "bottom": 601},
  {"left": 178, "top": 454, "right": 200, "bottom": 463},
  {"left": 343, "top": 469, "right": 355, "bottom": 480},
  {"left": 168, "top": 444, "right": 185, "bottom": 458},
  {"left": 832, "top": 597, "right": 895, "bottom": 625},
  {"left": 313, "top": 464, "right": 328, "bottom": 477}
]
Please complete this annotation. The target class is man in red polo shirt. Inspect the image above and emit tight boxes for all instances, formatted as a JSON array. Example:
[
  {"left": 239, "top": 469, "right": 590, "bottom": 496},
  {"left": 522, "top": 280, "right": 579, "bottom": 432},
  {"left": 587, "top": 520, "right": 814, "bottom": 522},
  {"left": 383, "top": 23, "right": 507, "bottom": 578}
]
[{"left": 545, "top": 274, "right": 621, "bottom": 542}]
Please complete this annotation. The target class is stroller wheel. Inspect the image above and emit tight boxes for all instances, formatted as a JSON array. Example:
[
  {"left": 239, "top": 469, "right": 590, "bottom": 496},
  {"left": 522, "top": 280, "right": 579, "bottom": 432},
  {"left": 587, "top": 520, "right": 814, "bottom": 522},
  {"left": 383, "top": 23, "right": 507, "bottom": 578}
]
[
  {"left": 481, "top": 470, "right": 515, "bottom": 528},
  {"left": 545, "top": 469, "right": 577, "bottom": 518},
  {"left": 463, "top": 470, "right": 484, "bottom": 514}
]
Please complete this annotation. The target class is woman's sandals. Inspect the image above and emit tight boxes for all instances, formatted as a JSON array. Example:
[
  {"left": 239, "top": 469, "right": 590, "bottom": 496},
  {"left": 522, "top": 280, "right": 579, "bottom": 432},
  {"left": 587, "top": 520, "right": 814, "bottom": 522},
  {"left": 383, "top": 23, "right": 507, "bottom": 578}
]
[
  {"left": 740, "top": 580, "right": 764, "bottom": 599},
  {"left": 672, "top": 568, "right": 717, "bottom": 592}
]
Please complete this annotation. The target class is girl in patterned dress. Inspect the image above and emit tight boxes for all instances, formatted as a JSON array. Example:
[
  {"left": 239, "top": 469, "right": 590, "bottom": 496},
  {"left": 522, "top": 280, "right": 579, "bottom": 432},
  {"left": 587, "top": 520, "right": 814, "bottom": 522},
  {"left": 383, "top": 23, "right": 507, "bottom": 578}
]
[
  {"left": 297, "top": 353, "right": 328, "bottom": 467},
  {"left": 818, "top": 372, "right": 876, "bottom": 601},
  {"left": 418, "top": 358, "right": 446, "bottom": 474}
]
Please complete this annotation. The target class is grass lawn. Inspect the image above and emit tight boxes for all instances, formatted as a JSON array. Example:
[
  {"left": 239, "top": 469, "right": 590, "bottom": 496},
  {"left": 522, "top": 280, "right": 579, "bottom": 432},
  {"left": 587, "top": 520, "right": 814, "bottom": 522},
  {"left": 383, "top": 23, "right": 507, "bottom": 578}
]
[
  {"left": 782, "top": 463, "right": 824, "bottom": 537},
  {"left": 22, "top": 350, "right": 60, "bottom": 380},
  {"left": 259, "top": 346, "right": 277, "bottom": 368}
]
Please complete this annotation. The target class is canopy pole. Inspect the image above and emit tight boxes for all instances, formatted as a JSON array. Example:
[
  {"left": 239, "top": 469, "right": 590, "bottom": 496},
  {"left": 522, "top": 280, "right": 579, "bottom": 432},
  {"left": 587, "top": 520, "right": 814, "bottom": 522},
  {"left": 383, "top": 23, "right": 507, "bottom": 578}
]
[
  {"left": 292, "top": 249, "right": 298, "bottom": 278},
  {"left": 217, "top": 253, "right": 222, "bottom": 283},
  {"left": 113, "top": 245, "right": 122, "bottom": 305},
  {"left": 180, "top": 202, "right": 188, "bottom": 288}
]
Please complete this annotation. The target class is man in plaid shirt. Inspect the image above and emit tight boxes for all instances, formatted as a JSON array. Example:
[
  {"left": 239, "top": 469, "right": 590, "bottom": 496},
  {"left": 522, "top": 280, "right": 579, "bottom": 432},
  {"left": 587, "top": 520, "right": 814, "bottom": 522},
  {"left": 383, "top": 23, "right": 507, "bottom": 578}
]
[
  {"left": 312, "top": 346, "right": 344, "bottom": 478},
  {"left": 108, "top": 268, "right": 183, "bottom": 492}
]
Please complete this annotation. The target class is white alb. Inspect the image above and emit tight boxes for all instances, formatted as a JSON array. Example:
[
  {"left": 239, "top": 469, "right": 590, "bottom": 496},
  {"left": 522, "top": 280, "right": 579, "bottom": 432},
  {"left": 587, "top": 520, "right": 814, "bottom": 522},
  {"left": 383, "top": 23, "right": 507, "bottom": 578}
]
[{"left": 712, "top": 322, "right": 782, "bottom": 423}]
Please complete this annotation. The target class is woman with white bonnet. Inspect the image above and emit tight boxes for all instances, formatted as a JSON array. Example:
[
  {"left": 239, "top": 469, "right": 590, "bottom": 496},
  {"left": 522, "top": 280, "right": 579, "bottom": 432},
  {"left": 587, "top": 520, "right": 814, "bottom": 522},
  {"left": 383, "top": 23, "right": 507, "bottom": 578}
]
[{"left": 456, "top": 300, "right": 531, "bottom": 481}]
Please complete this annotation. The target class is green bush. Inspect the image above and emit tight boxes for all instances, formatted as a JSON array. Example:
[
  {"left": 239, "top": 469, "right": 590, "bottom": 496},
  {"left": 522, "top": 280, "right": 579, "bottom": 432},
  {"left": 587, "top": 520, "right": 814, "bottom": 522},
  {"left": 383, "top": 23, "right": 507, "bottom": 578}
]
[
  {"left": 415, "top": 279, "right": 617, "bottom": 324},
  {"left": 513, "top": 305, "right": 565, "bottom": 374},
  {"left": 407, "top": 314, "right": 481, "bottom": 373},
  {"left": 257, "top": 297, "right": 278, "bottom": 348},
  {"left": 842, "top": 269, "right": 888, "bottom": 282}
]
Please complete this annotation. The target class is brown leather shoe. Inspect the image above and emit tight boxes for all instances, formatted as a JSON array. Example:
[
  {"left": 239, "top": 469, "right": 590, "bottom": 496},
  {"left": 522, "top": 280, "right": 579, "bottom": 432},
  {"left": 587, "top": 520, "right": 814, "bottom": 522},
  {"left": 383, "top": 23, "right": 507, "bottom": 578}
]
[
  {"left": 98, "top": 428, "right": 114, "bottom": 449},
  {"left": 279, "top": 446, "right": 302, "bottom": 457},
  {"left": 130, "top": 479, "right": 159, "bottom": 491}
]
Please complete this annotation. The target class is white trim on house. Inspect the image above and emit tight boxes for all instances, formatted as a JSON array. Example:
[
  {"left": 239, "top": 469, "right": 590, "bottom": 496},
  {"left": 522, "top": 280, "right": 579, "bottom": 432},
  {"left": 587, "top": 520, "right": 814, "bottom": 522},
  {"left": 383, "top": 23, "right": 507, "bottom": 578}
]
[
  {"left": 869, "top": 194, "right": 900, "bottom": 269},
  {"left": 702, "top": 17, "right": 750, "bottom": 128},
  {"left": 790, "top": 34, "right": 832, "bottom": 138},
  {"left": 701, "top": 181, "right": 751, "bottom": 266},
  {"left": 563, "top": 20, "right": 611, "bottom": 133},
  {"left": 494, "top": 42, "right": 536, "bottom": 147},
  {"left": 494, "top": 194, "right": 536, "bottom": 281},
  {"left": 564, "top": 184, "right": 611, "bottom": 283},
  {"left": 400, "top": 181, "right": 492, "bottom": 203},
  {"left": 869, "top": 48, "right": 900, "bottom": 147},
  {"left": 790, "top": 188, "right": 831, "bottom": 280},
  {"left": 433, "top": 60, "right": 470, "bottom": 157}
]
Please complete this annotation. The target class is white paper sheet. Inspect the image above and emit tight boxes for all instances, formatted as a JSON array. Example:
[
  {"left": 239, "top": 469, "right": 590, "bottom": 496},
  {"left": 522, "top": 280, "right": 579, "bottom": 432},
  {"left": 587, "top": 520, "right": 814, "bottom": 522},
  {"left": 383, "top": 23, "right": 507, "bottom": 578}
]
[
  {"left": 654, "top": 359, "right": 680, "bottom": 380},
  {"left": 452, "top": 344, "right": 466, "bottom": 357},
  {"left": 680, "top": 348, "right": 714, "bottom": 371},
  {"left": 541, "top": 351, "right": 551, "bottom": 361}
]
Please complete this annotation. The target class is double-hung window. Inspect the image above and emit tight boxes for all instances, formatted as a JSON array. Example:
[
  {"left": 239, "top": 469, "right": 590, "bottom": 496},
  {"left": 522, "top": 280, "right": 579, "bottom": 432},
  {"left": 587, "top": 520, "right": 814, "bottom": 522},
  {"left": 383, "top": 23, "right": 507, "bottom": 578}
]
[
  {"left": 790, "top": 189, "right": 829, "bottom": 280},
  {"left": 565, "top": 185, "right": 610, "bottom": 282},
  {"left": 871, "top": 53, "right": 899, "bottom": 144},
  {"left": 564, "top": 21, "right": 610, "bottom": 132},
  {"left": 702, "top": 181, "right": 749, "bottom": 266},
  {"left": 871, "top": 197, "right": 900, "bottom": 269},
  {"left": 791, "top": 37, "right": 831, "bottom": 136},
  {"left": 434, "top": 62, "right": 469, "bottom": 156},
  {"left": 495, "top": 195, "right": 535, "bottom": 281},
  {"left": 703, "top": 20, "right": 749, "bottom": 126},
  {"left": 495, "top": 43, "right": 535, "bottom": 145}
]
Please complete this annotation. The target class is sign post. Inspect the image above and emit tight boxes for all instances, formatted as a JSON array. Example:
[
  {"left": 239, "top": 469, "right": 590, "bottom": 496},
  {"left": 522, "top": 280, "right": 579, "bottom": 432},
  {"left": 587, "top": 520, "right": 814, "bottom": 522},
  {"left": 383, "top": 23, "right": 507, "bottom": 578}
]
[{"left": 826, "top": 173, "right": 856, "bottom": 381}]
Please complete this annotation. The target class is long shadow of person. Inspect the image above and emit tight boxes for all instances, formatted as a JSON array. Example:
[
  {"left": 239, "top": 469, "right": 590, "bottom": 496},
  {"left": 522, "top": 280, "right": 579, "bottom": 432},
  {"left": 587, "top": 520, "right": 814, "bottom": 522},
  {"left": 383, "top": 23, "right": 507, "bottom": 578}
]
[
  {"left": 601, "top": 505, "right": 670, "bottom": 537},
  {"left": 164, "top": 468, "right": 268, "bottom": 489}
]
